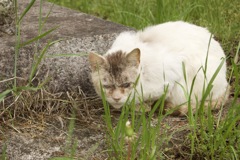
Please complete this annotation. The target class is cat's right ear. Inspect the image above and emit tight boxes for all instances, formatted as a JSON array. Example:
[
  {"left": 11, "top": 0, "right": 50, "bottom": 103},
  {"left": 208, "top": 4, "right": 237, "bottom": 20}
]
[
  {"left": 127, "top": 48, "right": 141, "bottom": 67},
  {"left": 88, "top": 53, "right": 105, "bottom": 71}
]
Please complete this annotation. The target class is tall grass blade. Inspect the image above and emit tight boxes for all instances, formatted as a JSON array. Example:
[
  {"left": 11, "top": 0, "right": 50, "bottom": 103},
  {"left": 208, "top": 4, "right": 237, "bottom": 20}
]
[
  {"left": 20, "top": 27, "right": 58, "bottom": 48},
  {"left": 100, "top": 82, "right": 113, "bottom": 135},
  {"left": 1, "top": 143, "right": 7, "bottom": 160},
  {"left": 230, "top": 60, "right": 239, "bottom": 106},
  {"left": 223, "top": 116, "right": 240, "bottom": 139},
  {"left": 39, "top": 3, "right": 55, "bottom": 34},
  {"left": 14, "top": 15, "right": 21, "bottom": 90},
  {"left": 201, "top": 58, "right": 225, "bottom": 105},
  {"left": 0, "top": 89, "right": 12, "bottom": 102},
  {"left": 182, "top": 62, "right": 188, "bottom": 92},
  {"left": 203, "top": 34, "right": 213, "bottom": 77},
  {"left": 230, "top": 146, "right": 238, "bottom": 160},
  {"left": 84, "top": 143, "right": 100, "bottom": 160},
  {"left": 46, "top": 53, "right": 87, "bottom": 58},
  {"left": 28, "top": 39, "right": 62, "bottom": 84},
  {"left": 234, "top": 41, "right": 239, "bottom": 64},
  {"left": 17, "top": 0, "right": 36, "bottom": 24},
  {"left": 64, "top": 106, "right": 76, "bottom": 157}
]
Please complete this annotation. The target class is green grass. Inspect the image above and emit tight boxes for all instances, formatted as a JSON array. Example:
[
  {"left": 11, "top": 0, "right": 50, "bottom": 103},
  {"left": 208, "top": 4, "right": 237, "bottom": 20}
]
[
  {"left": 99, "top": 52, "right": 240, "bottom": 160},
  {"left": 49, "top": 0, "right": 240, "bottom": 54},
  {"left": 97, "top": 50, "right": 239, "bottom": 159},
  {"left": 0, "top": 0, "right": 58, "bottom": 113},
  {"left": 1, "top": 143, "right": 7, "bottom": 160},
  {"left": 97, "top": 53, "right": 239, "bottom": 159},
  {"left": 100, "top": 80, "right": 168, "bottom": 159},
  {"left": 47, "top": 0, "right": 240, "bottom": 159},
  {"left": 1, "top": 0, "right": 239, "bottom": 159}
]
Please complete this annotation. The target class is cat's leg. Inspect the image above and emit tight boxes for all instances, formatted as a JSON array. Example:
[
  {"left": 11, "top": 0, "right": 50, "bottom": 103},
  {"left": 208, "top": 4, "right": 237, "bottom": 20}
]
[
  {"left": 165, "top": 88, "right": 229, "bottom": 116},
  {"left": 164, "top": 82, "right": 189, "bottom": 116},
  {"left": 164, "top": 101, "right": 189, "bottom": 116},
  {"left": 135, "top": 101, "right": 152, "bottom": 112},
  {"left": 204, "top": 86, "right": 229, "bottom": 110}
]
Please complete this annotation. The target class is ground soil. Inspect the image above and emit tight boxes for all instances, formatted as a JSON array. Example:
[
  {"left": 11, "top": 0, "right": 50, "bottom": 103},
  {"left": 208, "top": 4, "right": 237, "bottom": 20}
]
[{"left": 1, "top": 97, "right": 238, "bottom": 160}]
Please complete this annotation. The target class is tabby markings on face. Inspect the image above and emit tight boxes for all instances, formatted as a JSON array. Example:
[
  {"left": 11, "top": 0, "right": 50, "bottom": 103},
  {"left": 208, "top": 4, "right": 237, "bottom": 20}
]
[{"left": 89, "top": 49, "right": 140, "bottom": 108}]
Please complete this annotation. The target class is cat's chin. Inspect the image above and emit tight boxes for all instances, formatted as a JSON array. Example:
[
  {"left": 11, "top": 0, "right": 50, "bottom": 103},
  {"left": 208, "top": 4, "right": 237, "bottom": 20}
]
[{"left": 110, "top": 103, "right": 123, "bottom": 109}]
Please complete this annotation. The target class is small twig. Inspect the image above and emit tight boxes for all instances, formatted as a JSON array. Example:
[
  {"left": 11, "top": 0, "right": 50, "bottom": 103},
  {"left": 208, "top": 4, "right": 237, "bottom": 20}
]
[
  {"left": 0, "top": 92, "right": 22, "bottom": 117},
  {"left": 6, "top": 123, "right": 21, "bottom": 133},
  {"left": 0, "top": 77, "right": 24, "bottom": 83}
]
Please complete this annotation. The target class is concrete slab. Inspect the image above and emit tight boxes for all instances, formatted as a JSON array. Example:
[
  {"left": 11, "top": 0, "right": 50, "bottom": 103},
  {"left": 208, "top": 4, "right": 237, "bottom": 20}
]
[
  {"left": 0, "top": 1, "right": 133, "bottom": 159},
  {"left": 0, "top": 0, "right": 133, "bottom": 95}
]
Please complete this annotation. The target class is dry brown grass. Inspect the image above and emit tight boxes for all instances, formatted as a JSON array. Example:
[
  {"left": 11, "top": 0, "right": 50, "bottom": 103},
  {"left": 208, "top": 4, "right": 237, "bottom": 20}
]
[{"left": 0, "top": 87, "right": 104, "bottom": 132}]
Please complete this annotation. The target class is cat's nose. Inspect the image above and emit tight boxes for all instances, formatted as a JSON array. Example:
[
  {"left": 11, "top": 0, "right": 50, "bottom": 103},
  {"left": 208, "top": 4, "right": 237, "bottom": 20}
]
[
  {"left": 112, "top": 90, "right": 122, "bottom": 102},
  {"left": 112, "top": 94, "right": 121, "bottom": 102}
]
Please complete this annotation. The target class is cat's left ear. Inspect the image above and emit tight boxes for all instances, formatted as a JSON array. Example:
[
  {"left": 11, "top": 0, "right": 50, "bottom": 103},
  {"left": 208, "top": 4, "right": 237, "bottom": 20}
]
[
  {"left": 88, "top": 52, "right": 106, "bottom": 71},
  {"left": 127, "top": 48, "right": 140, "bottom": 67}
]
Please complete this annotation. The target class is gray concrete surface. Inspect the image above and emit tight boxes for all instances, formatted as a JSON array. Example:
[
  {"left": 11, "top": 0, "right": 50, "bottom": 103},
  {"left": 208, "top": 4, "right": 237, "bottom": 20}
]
[
  {"left": 0, "top": 0, "right": 14, "bottom": 36},
  {"left": 0, "top": 1, "right": 133, "bottom": 159},
  {"left": 0, "top": 0, "right": 132, "bottom": 95}
]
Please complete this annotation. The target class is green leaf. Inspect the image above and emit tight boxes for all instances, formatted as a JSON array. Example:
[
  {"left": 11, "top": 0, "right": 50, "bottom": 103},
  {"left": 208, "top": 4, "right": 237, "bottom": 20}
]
[{"left": 0, "top": 89, "right": 12, "bottom": 102}]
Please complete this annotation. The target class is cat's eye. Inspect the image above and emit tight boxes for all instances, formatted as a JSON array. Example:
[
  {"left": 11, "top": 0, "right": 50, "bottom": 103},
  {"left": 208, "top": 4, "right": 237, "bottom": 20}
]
[
  {"left": 103, "top": 85, "right": 114, "bottom": 89},
  {"left": 120, "top": 83, "right": 131, "bottom": 88}
]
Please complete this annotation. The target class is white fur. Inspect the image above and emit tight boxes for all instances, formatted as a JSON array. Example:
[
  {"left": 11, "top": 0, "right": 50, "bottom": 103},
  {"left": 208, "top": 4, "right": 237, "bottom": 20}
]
[{"left": 106, "top": 21, "right": 228, "bottom": 108}]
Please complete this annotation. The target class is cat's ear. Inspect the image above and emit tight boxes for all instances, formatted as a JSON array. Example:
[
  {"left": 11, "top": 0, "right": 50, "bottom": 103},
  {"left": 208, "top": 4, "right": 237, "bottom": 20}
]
[
  {"left": 127, "top": 48, "right": 140, "bottom": 67},
  {"left": 88, "top": 53, "right": 106, "bottom": 71}
]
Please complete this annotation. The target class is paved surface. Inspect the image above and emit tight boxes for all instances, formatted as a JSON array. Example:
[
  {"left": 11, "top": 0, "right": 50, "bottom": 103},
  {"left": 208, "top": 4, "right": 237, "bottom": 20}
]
[
  {"left": 0, "top": 0, "right": 132, "bottom": 95},
  {"left": 0, "top": 1, "right": 133, "bottom": 159}
]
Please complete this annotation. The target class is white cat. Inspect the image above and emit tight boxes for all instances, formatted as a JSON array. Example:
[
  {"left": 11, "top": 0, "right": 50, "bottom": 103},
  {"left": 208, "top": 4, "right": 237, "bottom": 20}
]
[{"left": 88, "top": 21, "right": 229, "bottom": 115}]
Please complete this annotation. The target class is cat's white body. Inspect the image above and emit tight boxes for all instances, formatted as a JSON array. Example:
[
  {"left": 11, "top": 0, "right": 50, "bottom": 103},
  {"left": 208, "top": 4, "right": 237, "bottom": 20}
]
[{"left": 105, "top": 21, "right": 228, "bottom": 113}]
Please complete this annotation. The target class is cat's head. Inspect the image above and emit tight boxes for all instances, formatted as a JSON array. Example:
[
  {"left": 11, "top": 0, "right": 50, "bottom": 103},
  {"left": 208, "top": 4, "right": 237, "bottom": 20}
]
[{"left": 88, "top": 48, "right": 140, "bottom": 108}]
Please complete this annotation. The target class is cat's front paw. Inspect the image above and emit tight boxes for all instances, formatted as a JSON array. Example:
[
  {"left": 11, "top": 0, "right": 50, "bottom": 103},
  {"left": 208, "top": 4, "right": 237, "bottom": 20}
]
[{"left": 134, "top": 102, "right": 151, "bottom": 112}]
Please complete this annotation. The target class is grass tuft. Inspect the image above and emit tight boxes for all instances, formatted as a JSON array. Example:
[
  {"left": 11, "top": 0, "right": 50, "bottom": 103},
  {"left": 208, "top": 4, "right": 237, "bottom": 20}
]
[{"left": 1, "top": 0, "right": 239, "bottom": 159}]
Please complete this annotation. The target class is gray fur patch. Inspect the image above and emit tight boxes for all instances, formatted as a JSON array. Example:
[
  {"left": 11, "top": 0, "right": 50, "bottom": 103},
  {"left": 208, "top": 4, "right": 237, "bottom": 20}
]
[{"left": 105, "top": 50, "right": 128, "bottom": 79}]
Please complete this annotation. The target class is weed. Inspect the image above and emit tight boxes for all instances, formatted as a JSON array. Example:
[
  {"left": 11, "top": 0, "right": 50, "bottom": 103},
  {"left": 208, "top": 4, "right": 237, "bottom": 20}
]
[
  {"left": 0, "top": 143, "right": 7, "bottom": 160},
  {"left": 1, "top": 0, "right": 239, "bottom": 159}
]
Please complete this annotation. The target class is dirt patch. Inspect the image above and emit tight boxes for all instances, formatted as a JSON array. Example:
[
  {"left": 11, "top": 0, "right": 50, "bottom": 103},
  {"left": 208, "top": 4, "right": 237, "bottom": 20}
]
[
  {"left": 2, "top": 113, "right": 107, "bottom": 160},
  {"left": 1, "top": 98, "right": 237, "bottom": 160}
]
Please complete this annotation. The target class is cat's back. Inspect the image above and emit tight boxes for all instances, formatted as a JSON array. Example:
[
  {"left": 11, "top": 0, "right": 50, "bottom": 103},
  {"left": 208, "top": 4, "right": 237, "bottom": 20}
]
[
  {"left": 137, "top": 21, "right": 211, "bottom": 46},
  {"left": 138, "top": 21, "right": 225, "bottom": 59},
  {"left": 107, "top": 31, "right": 138, "bottom": 54},
  {"left": 108, "top": 21, "right": 224, "bottom": 59}
]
